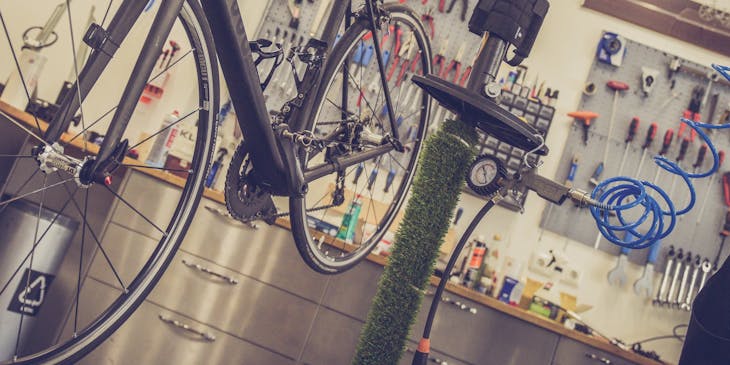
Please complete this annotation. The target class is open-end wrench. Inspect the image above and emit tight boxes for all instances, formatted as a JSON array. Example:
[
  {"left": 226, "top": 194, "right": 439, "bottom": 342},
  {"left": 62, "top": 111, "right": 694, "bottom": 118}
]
[
  {"left": 608, "top": 246, "right": 630, "bottom": 287},
  {"left": 697, "top": 259, "right": 712, "bottom": 293},
  {"left": 653, "top": 246, "right": 675, "bottom": 305},
  {"left": 634, "top": 239, "right": 662, "bottom": 298},
  {"left": 681, "top": 255, "right": 701, "bottom": 311},
  {"left": 664, "top": 248, "right": 684, "bottom": 306},
  {"left": 674, "top": 251, "right": 693, "bottom": 308}
]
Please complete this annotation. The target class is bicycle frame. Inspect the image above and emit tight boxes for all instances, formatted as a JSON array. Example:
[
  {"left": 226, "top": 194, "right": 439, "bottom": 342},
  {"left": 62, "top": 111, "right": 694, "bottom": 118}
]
[{"left": 45, "top": 0, "right": 398, "bottom": 196}]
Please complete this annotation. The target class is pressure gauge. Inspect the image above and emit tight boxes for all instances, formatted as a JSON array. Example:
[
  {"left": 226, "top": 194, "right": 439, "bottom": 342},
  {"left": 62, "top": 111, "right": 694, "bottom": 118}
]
[{"left": 466, "top": 154, "right": 506, "bottom": 196}]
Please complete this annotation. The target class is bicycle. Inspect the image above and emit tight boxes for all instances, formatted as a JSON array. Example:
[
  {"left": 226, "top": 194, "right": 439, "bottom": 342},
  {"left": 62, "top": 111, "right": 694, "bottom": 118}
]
[{"left": 0, "top": 0, "right": 432, "bottom": 363}]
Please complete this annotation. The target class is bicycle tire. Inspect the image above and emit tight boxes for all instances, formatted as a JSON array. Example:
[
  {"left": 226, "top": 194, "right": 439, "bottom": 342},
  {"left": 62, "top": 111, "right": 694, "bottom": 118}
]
[
  {"left": 289, "top": 3, "right": 432, "bottom": 274},
  {"left": 0, "top": 1, "right": 218, "bottom": 363}
]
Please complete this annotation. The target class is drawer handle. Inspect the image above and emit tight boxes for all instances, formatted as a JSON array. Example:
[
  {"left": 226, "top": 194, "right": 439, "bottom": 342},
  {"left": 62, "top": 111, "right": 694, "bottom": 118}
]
[
  {"left": 204, "top": 205, "right": 259, "bottom": 229},
  {"left": 585, "top": 353, "right": 612, "bottom": 364},
  {"left": 158, "top": 314, "right": 216, "bottom": 342},
  {"left": 182, "top": 259, "right": 238, "bottom": 285},
  {"left": 425, "top": 291, "right": 478, "bottom": 315}
]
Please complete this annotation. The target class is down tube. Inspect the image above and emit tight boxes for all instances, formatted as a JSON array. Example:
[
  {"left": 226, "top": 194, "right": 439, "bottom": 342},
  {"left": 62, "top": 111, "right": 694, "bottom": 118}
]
[{"left": 200, "top": 0, "right": 287, "bottom": 185}]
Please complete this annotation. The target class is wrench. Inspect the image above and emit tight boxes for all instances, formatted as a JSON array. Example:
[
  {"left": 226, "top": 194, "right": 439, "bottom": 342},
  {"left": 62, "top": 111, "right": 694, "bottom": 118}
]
[
  {"left": 664, "top": 249, "right": 684, "bottom": 306},
  {"left": 697, "top": 259, "right": 712, "bottom": 293},
  {"left": 653, "top": 246, "right": 675, "bottom": 305},
  {"left": 634, "top": 239, "right": 662, "bottom": 298},
  {"left": 608, "top": 246, "right": 630, "bottom": 287},
  {"left": 681, "top": 255, "right": 701, "bottom": 311},
  {"left": 674, "top": 251, "right": 693, "bottom": 308}
]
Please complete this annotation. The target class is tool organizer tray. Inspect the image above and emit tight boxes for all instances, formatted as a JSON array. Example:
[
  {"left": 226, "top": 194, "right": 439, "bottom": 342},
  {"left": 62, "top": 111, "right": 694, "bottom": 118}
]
[{"left": 542, "top": 33, "right": 730, "bottom": 271}]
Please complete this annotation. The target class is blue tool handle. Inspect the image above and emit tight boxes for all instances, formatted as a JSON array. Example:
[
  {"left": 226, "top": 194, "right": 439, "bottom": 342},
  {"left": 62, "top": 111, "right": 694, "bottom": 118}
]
[
  {"left": 567, "top": 161, "right": 578, "bottom": 182},
  {"left": 381, "top": 104, "right": 389, "bottom": 117},
  {"left": 353, "top": 41, "right": 364, "bottom": 63},
  {"left": 620, "top": 231, "right": 636, "bottom": 255},
  {"left": 384, "top": 169, "right": 396, "bottom": 192},
  {"left": 361, "top": 45, "right": 374, "bottom": 66},
  {"left": 368, "top": 168, "right": 379, "bottom": 190},
  {"left": 335, "top": 34, "right": 341, "bottom": 45},
  {"left": 592, "top": 162, "right": 604, "bottom": 179},
  {"left": 397, "top": 116, "right": 404, "bottom": 127},
  {"left": 647, "top": 239, "right": 661, "bottom": 264},
  {"left": 353, "top": 163, "right": 365, "bottom": 184},
  {"left": 382, "top": 50, "right": 391, "bottom": 67}
]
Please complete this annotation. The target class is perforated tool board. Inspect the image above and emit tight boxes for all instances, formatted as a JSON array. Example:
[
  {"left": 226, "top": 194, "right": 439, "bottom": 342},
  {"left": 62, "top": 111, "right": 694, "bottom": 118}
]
[
  {"left": 251, "top": 0, "right": 555, "bottom": 212},
  {"left": 542, "top": 33, "right": 730, "bottom": 271}
]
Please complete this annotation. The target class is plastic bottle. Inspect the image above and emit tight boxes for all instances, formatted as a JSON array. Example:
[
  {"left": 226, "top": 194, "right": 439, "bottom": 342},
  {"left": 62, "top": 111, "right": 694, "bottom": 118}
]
[
  {"left": 336, "top": 195, "right": 363, "bottom": 243},
  {"left": 0, "top": 49, "right": 47, "bottom": 110},
  {"left": 145, "top": 110, "right": 180, "bottom": 168}
]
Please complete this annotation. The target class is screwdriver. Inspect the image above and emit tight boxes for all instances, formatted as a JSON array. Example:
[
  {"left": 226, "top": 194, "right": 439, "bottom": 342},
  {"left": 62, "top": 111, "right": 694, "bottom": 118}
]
[
  {"left": 696, "top": 151, "right": 725, "bottom": 224},
  {"left": 667, "top": 138, "right": 690, "bottom": 199},
  {"left": 677, "top": 144, "right": 708, "bottom": 222},
  {"left": 712, "top": 208, "right": 730, "bottom": 271},
  {"left": 650, "top": 128, "right": 675, "bottom": 186},
  {"left": 634, "top": 123, "right": 658, "bottom": 177},
  {"left": 616, "top": 117, "right": 640, "bottom": 176}
]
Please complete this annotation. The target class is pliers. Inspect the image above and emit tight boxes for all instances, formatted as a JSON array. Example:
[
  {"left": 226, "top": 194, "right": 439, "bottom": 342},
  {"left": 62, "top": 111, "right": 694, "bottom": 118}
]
[
  {"left": 432, "top": 39, "right": 449, "bottom": 77},
  {"left": 447, "top": 0, "right": 468, "bottom": 21},
  {"left": 387, "top": 32, "right": 415, "bottom": 85},
  {"left": 440, "top": 43, "right": 466, "bottom": 84},
  {"left": 386, "top": 30, "right": 410, "bottom": 82},
  {"left": 679, "top": 85, "right": 704, "bottom": 142}
]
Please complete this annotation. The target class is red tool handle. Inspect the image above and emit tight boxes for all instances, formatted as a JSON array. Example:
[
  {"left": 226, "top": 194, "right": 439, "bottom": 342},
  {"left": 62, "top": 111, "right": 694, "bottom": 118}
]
[
  {"left": 679, "top": 111, "right": 691, "bottom": 140},
  {"left": 722, "top": 210, "right": 730, "bottom": 236},
  {"left": 642, "top": 123, "right": 658, "bottom": 149},
  {"left": 438, "top": 0, "right": 446, "bottom": 12},
  {"left": 452, "top": 63, "right": 462, "bottom": 84},
  {"left": 722, "top": 171, "right": 730, "bottom": 208},
  {"left": 459, "top": 66, "right": 472, "bottom": 87},
  {"left": 659, "top": 128, "right": 674, "bottom": 156},
  {"left": 607, "top": 80, "right": 629, "bottom": 91},
  {"left": 694, "top": 144, "right": 708, "bottom": 168},
  {"left": 678, "top": 138, "right": 690, "bottom": 162},
  {"left": 626, "top": 117, "right": 639, "bottom": 143},
  {"left": 720, "top": 150, "right": 726, "bottom": 168},
  {"left": 386, "top": 56, "right": 400, "bottom": 82}
]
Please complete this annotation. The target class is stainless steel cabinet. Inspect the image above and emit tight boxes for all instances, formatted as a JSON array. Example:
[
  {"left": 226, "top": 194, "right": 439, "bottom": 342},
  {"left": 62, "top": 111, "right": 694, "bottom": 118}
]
[{"left": 553, "top": 337, "right": 638, "bottom": 365}]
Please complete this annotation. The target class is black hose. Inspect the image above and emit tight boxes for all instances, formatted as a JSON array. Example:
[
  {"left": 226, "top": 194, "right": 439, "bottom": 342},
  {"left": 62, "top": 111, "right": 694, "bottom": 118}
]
[{"left": 412, "top": 199, "right": 495, "bottom": 364}]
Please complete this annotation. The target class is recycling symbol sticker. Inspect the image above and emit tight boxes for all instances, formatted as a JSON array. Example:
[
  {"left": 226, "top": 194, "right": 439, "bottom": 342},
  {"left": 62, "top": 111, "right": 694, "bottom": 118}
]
[{"left": 7, "top": 269, "right": 55, "bottom": 317}]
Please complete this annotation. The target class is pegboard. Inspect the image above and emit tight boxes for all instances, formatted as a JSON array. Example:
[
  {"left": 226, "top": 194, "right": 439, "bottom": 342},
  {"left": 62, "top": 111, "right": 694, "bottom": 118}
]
[
  {"left": 542, "top": 32, "right": 730, "bottom": 272},
  {"left": 250, "top": 0, "right": 556, "bottom": 212}
]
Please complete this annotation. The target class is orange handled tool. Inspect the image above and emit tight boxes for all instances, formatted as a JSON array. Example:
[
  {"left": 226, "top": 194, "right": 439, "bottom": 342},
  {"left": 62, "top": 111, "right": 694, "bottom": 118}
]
[{"left": 568, "top": 111, "right": 599, "bottom": 145}]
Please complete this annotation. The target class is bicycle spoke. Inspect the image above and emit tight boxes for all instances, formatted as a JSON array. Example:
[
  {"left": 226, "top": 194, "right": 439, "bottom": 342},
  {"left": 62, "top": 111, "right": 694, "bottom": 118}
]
[
  {"left": 0, "top": 169, "right": 40, "bottom": 216},
  {"left": 387, "top": 151, "right": 408, "bottom": 172},
  {"left": 73, "top": 189, "right": 89, "bottom": 336},
  {"left": 14, "top": 175, "right": 47, "bottom": 358},
  {"left": 65, "top": 0, "right": 90, "bottom": 152},
  {"left": 0, "top": 154, "right": 34, "bottom": 158},
  {"left": 121, "top": 164, "right": 193, "bottom": 174},
  {"left": 0, "top": 10, "right": 43, "bottom": 135},
  {"left": 57, "top": 176, "right": 128, "bottom": 292},
  {"left": 104, "top": 185, "right": 167, "bottom": 237},
  {"left": 100, "top": 0, "right": 113, "bottom": 27},
  {"left": 343, "top": 66, "right": 384, "bottom": 127},
  {"left": 0, "top": 109, "right": 48, "bottom": 145},
  {"left": 0, "top": 185, "right": 79, "bottom": 299},
  {"left": 0, "top": 178, "right": 75, "bottom": 207},
  {"left": 128, "top": 108, "right": 201, "bottom": 151}
]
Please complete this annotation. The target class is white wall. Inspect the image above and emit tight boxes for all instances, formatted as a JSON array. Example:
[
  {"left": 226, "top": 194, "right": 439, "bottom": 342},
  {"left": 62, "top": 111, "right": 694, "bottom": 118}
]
[{"left": 450, "top": 1, "right": 730, "bottom": 363}]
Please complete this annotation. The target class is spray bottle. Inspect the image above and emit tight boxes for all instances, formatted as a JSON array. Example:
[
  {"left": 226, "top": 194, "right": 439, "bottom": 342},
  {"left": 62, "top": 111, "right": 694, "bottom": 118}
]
[{"left": 145, "top": 110, "right": 180, "bottom": 168}]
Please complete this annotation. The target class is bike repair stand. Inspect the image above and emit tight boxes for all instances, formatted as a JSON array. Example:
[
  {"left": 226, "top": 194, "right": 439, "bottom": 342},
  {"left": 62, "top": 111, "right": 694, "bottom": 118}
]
[{"left": 410, "top": 1, "right": 552, "bottom": 363}]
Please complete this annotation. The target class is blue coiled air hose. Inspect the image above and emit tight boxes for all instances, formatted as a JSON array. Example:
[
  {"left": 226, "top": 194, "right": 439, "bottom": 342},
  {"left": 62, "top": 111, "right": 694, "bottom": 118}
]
[{"left": 589, "top": 64, "right": 730, "bottom": 249}]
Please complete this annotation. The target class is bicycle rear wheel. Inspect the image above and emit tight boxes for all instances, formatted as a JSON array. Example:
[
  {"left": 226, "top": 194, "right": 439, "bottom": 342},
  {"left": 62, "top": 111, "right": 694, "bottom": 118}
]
[
  {"left": 0, "top": 1, "right": 217, "bottom": 363},
  {"left": 290, "top": 3, "right": 432, "bottom": 274}
]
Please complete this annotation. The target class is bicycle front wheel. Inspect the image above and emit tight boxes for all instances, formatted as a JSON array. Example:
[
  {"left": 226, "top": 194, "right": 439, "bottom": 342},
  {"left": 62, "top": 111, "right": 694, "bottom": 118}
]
[
  {"left": 0, "top": 1, "right": 218, "bottom": 363},
  {"left": 290, "top": 3, "right": 432, "bottom": 274}
]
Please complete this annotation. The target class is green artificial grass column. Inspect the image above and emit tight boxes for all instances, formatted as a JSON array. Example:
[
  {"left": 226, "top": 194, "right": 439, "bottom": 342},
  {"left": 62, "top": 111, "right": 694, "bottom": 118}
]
[{"left": 352, "top": 119, "right": 478, "bottom": 365}]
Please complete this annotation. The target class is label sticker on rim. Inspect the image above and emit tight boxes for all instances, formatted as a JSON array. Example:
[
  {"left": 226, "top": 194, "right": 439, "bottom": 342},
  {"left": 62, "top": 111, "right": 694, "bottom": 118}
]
[{"left": 7, "top": 269, "right": 55, "bottom": 317}]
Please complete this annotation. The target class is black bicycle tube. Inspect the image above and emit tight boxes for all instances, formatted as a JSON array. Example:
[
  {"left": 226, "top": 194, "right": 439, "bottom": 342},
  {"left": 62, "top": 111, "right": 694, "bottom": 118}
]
[
  {"left": 89, "top": 0, "right": 185, "bottom": 176},
  {"left": 200, "top": 0, "right": 288, "bottom": 188},
  {"left": 303, "top": 144, "right": 393, "bottom": 182},
  {"left": 289, "top": 0, "right": 350, "bottom": 132},
  {"left": 46, "top": 0, "right": 149, "bottom": 142},
  {"left": 365, "top": 0, "right": 399, "bottom": 141}
]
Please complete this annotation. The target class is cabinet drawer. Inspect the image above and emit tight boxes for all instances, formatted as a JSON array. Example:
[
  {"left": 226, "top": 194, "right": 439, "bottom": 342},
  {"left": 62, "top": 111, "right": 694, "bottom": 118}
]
[
  {"left": 73, "top": 278, "right": 294, "bottom": 365},
  {"left": 553, "top": 337, "right": 637, "bottom": 365},
  {"left": 411, "top": 293, "right": 557, "bottom": 365}
]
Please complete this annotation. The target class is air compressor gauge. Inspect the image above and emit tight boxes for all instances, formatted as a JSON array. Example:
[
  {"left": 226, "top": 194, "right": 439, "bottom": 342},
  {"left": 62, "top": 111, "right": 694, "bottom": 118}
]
[{"left": 466, "top": 154, "right": 506, "bottom": 196}]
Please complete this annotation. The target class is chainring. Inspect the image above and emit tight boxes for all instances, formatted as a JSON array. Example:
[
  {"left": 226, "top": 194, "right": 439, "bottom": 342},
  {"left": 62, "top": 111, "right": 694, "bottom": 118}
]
[{"left": 224, "top": 141, "right": 278, "bottom": 224}]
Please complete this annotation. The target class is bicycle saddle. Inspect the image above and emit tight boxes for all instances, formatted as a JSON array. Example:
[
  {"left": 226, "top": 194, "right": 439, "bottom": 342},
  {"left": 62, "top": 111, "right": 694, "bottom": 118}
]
[{"left": 412, "top": 74, "right": 548, "bottom": 155}]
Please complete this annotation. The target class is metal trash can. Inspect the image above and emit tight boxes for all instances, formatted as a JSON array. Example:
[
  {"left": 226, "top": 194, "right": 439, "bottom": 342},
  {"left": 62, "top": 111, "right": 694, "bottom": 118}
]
[{"left": 0, "top": 198, "right": 78, "bottom": 359}]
